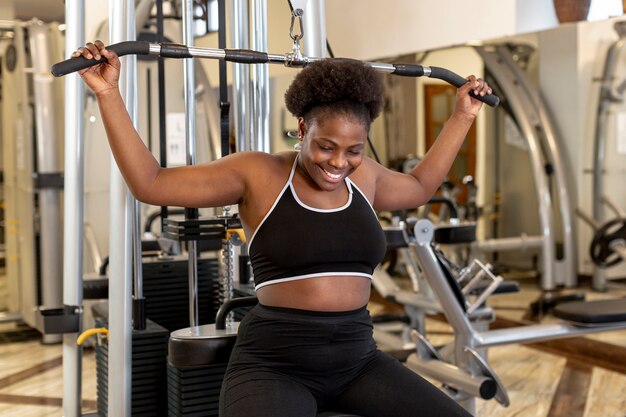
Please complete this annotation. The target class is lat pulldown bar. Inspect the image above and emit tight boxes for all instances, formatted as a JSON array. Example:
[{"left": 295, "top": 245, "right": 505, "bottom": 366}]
[{"left": 51, "top": 41, "right": 500, "bottom": 107}]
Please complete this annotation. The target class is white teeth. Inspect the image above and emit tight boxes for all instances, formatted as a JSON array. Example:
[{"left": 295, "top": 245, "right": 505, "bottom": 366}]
[{"left": 323, "top": 168, "right": 341, "bottom": 179}]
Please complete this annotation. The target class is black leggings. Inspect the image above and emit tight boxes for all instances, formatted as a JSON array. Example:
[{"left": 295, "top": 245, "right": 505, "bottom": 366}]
[{"left": 219, "top": 304, "right": 471, "bottom": 417}]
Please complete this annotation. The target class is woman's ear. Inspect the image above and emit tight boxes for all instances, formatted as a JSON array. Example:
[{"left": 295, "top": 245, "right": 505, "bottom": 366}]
[{"left": 297, "top": 117, "right": 306, "bottom": 139}]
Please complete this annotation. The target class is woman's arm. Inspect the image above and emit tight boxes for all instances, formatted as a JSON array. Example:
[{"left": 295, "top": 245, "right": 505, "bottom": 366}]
[
  {"left": 74, "top": 41, "right": 251, "bottom": 208},
  {"left": 371, "top": 75, "right": 490, "bottom": 211}
]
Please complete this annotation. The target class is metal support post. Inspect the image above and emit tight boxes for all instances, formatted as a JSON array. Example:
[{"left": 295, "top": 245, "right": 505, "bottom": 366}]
[
  {"left": 251, "top": 0, "right": 270, "bottom": 152},
  {"left": 303, "top": 0, "right": 326, "bottom": 58},
  {"left": 108, "top": 0, "right": 136, "bottom": 415},
  {"left": 62, "top": 1, "right": 84, "bottom": 416},
  {"left": 28, "top": 22, "right": 64, "bottom": 341},
  {"left": 182, "top": 0, "right": 200, "bottom": 327},
  {"left": 230, "top": 0, "right": 252, "bottom": 152}
]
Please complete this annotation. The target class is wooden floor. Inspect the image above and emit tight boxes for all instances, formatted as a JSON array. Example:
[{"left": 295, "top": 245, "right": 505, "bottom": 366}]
[
  {"left": 371, "top": 278, "right": 626, "bottom": 417},
  {"left": 0, "top": 327, "right": 98, "bottom": 416},
  {"left": 0, "top": 277, "right": 626, "bottom": 416}
]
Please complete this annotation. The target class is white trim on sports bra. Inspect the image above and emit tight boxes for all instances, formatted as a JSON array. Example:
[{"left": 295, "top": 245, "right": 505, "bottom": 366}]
[
  {"left": 254, "top": 272, "right": 373, "bottom": 290},
  {"left": 289, "top": 182, "right": 352, "bottom": 213},
  {"left": 347, "top": 178, "right": 377, "bottom": 215}
]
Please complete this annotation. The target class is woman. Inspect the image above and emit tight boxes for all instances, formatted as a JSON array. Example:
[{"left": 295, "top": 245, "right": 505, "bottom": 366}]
[{"left": 74, "top": 40, "right": 490, "bottom": 417}]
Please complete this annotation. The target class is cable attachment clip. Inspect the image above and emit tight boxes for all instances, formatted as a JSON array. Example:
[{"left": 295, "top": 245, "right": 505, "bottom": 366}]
[
  {"left": 286, "top": 8, "right": 307, "bottom": 67},
  {"left": 289, "top": 8, "right": 304, "bottom": 44}
]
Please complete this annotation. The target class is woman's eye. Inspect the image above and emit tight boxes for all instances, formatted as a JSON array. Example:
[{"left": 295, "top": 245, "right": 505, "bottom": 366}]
[{"left": 320, "top": 146, "right": 332, "bottom": 151}]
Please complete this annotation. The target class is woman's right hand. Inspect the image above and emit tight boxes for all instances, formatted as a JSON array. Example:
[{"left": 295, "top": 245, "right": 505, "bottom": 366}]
[{"left": 71, "top": 40, "right": 120, "bottom": 97}]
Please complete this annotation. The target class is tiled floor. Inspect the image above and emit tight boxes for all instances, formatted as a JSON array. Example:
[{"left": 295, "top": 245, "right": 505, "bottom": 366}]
[{"left": 0, "top": 276, "right": 625, "bottom": 416}]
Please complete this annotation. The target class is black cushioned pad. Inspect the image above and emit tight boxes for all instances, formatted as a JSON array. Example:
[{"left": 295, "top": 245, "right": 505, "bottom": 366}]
[
  {"left": 316, "top": 413, "right": 363, "bottom": 417},
  {"left": 553, "top": 298, "right": 626, "bottom": 324},
  {"left": 384, "top": 228, "right": 408, "bottom": 249},
  {"left": 83, "top": 277, "right": 109, "bottom": 299},
  {"left": 168, "top": 334, "right": 237, "bottom": 368},
  {"left": 434, "top": 223, "right": 477, "bottom": 244}
]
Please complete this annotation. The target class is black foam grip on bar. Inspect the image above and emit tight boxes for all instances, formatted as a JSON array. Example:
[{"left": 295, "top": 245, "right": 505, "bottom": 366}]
[
  {"left": 159, "top": 42, "right": 192, "bottom": 58},
  {"left": 429, "top": 66, "right": 500, "bottom": 108},
  {"left": 224, "top": 49, "right": 269, "bottom": 64},
  {"left": 392, "top": 64, "right": 426, "bottom": 77},
  {"left": 50, "top": 41, "right": 151, "bottom": 77}
]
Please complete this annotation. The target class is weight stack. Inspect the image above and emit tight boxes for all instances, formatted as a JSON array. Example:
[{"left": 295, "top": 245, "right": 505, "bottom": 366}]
[
  {"left": 142, "top": 255, "right": 221, "bottom": 331},
  {"left": 167, "top": 362, "right": 228, "bottom": 416},
  {"left": 95, "top": 318, "right": 169, "bottom": 417}
]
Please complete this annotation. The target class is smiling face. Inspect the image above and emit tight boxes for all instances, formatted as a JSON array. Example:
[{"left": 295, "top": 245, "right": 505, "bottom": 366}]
[{"left": 297, "top": 112, "right": 368, "bottom": 192}]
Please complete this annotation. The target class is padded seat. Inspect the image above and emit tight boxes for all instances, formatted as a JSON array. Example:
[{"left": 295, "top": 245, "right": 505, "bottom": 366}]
[
  {"left": 554, "top": 298, "right": 626, "bottom": 324},
  {"left": 169, "top": 325, "right": 239, "bottom": 367}
]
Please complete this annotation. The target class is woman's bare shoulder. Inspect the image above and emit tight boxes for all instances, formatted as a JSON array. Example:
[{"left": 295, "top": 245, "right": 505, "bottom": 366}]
[
  {"left": 232, "top": 151, "right": 297, "bottom": 224},
  {"left": 227, "top": 151, "right": 293, "bottom": 172},
  {"left": 222, "top": 151, "right": 296, "bottom": 185}
]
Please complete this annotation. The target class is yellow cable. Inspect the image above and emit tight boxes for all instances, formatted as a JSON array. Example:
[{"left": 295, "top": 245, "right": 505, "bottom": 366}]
[{"left": 77, "top": 327, "right": 109, "bottom": 345}]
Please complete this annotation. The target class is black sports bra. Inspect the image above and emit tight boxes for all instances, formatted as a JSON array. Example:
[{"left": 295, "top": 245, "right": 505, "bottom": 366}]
[{"left": 248, "top": 155, "right": 386, "bottom": 290}]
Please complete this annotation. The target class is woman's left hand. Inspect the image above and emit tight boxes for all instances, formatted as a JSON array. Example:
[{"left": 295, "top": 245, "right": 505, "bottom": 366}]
[{"left": 455, "top": 75, "right": 491, "bottom": 119}]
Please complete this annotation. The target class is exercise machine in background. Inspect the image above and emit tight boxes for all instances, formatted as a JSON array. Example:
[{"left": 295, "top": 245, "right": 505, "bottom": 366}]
[
  {"left": 475, "top": 43, "right": 577, "bottom": 292},
  {"left": 403, "top": 217, "right": 626, "bottom": 414},
  {"left": 591, "top": 20, "right": 626, "bottom": 290},
  {"left": 0, "top": 19, "right": 65, "bottom": 343},
  {"left": 51, "top": 1, "right": 500, "bottom": 415}
]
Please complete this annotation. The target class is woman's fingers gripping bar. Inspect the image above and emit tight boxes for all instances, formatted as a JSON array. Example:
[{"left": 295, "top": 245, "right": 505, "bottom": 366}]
[{"left": 51, "top": 41, "right": 152, "bottom": 77}]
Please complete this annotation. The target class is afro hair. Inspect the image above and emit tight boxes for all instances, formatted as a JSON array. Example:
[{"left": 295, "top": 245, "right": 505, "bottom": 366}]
[{"left": 284, "top": 58, "right": 384, "bottom": 126}]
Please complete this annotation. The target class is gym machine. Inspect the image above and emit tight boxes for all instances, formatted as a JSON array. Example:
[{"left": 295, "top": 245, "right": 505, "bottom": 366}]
[
  {"left": 59, "top": 28, "right": 499, "bottom": 417},
  {"left": 0, "top": 19, "right": 65, "bottom": 343},
  {"left": 373, "top": 198, "right": 519, "bottom": 359},
  {"left": 474, "top": 43, "right": 577, "bottom": 291},
  {"left": 577, "top": 201, "right": 626, "bottom": 281},
  {"left": 54, "top": 1, "right": 499, "bottom": 416},
  {"left": 591, "top": 20, "right": 626, "bottom": 290},
  {"left": 398, "top": 217, "right": 626, "bottom": 414}
]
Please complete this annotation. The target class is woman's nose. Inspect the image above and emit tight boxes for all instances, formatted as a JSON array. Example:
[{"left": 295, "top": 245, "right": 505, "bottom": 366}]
[{"left": 328, "top": 153, "right": 347, "bottom": 169}]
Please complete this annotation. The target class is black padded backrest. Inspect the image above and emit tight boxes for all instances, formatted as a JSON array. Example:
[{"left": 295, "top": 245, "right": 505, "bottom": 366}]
[{"left": 434, "top": 252, "right": 467, "bottom": 312}]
